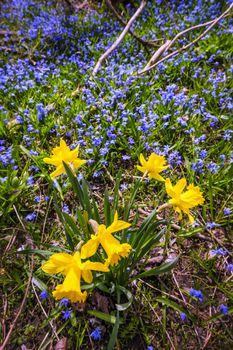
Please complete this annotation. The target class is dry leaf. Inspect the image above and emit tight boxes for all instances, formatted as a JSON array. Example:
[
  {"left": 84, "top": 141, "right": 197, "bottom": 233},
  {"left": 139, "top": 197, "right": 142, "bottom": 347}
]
[
  {"left": 55, "top": 337, "right": 68, "bottom": 350},
  {"left": 93, "top": 290, "right": 109, "bottom": 313}
]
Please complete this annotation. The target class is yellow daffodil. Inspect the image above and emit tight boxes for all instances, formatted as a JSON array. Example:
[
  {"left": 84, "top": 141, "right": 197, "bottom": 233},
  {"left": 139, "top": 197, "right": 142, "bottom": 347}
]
[
  {"left": 42, "top": 252, "right": 109, "bottom": 303},
  {"left": 81, "top": 212, "right": 132, "bottom": 266},
  {"left": 43, "top": 139, "right": 86, "bottom": 178},
  {"left": 165, "top": 178, "right": 204, "bottom": 224},
  {"left": 137, "top": 153, "right": 169, "bottom": 181}
]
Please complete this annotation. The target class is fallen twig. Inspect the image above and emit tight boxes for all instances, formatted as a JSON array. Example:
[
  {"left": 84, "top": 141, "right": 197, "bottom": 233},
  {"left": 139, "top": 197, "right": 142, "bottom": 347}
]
[
  {"left": 0, "top": 257, "right": 34, "bottom": 350},
  {"left": 32, "top": 282, "right": 60, "bottom": 341},
  {"left": 138, "top": 3, "right": 233, "bottom": 75},
  {"left": 93, "top": 0, "right": 146, "bottom": 75},
  {"left": 143, "top": 39, "right": 171, "bottom": 69},
  {"left": 105, "top": 0, "right": 157, "bottom": 49}
]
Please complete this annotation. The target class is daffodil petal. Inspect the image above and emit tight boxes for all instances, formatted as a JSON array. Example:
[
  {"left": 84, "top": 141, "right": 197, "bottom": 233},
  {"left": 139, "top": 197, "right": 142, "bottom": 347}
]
[
  {"left": 173, "top": 178, "right": 187, "bottom": 194},
  {"left": 81, "top": 270, "right": 93, "bottom": 283},
  {"left": 139, "top": 153, "right": 146, "bottom": 166},
  {"left": 106, "top": 214, "right": 131, "bottom": 234},
  {"left": 81, "top": 239, "right": 99, "bottom": 259},
  {"left": 82, "top": 261, "right": 109, "bottom": 272},
  {"left": 42, "top": 253, "right": 73, "bottom": 274},
  {"left": 50, "top": 165, "right": 64, "bottom": 178}
]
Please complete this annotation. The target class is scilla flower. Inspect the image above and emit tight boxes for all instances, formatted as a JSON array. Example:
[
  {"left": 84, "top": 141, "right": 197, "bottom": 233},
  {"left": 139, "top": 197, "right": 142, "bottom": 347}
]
[
  {"left": 81, "top": 212, "right": 131, "bottom": 266},
  {"left": 137, "top": 153, "right": 169, "bottom": 181},
  {"left": 42, "top": 252, "right": 109, "bottom": 303},
  {"left": 165, "top": 178, "right": 204, "bottom": 224},
  {"left": 43, "top": 139, "right": 86, "bottom": 178}
]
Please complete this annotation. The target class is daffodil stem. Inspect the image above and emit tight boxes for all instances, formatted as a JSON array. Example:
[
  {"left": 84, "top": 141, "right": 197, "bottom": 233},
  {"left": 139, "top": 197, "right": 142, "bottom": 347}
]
[
  {"left": 140, "top": 170, "right": 148, "bottom": 182},
  {"left": 157, "top": 203, "right": 172, "bottom": 212}
]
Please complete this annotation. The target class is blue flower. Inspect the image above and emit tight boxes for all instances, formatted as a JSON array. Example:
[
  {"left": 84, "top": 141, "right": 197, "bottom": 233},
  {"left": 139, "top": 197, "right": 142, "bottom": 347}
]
[
  {"left": 62, "top": 310, "right": 72, "bottom": 320},
  {"left": 36, "top": 103, "right": 47, "bottom": 121},
  {"left": 59, "top": 298, "right": 69, "bottom": 307},
  {"left": 0, "top": 176, "right": 7, "bottom": 184},
  {"left": 62, "top": 204, "right": 70, "bottom": 214},
  {"left": 180, "top": 312, "right": 187, "bottom": 321},
  {"left": 189, "top": 288, "right": 204, "bottom": 302},
  {"left": 30, "top": 150, "right": 38, "bottom": 156},
  {"left": 206, "top": 222, "right": 220, "bottom": 229},
  {"left": 219, "top": 304, "right": 228, "bottom": 316},
  {"left": 93, "top": 171, "right": 102, "bottom": 178},
  {"left": 39, "top": 290, "right": 49, "bottom": 300},
  {"left": 207, "top": 162, "right": 219, "bottom": 174},
  {"left": 120, "top": 183, "right": 128, "bottom": 191},
  {"left": 16, "top": 115, "right": 24, "bottom": 124},
  {"left": 25, "top": 212, "right": 37, "bottom": 222},
  {"left": 198, "top": 149, "right": 208, "bottom": 159},
  {"left": 27, "top": 176, "right": 34, "bottom": 186},
  {"left": 30, "top": 166, "right": 39, "bottom": 172},
  {"left": 147, "top": 346, "right": 154, "bottom": 350},
  {"left": 211, "top": 247, "right": 228, "bottom": 256},
  {"left": 35, "top": 196, "right": 41, "bottom": 203},
  {"left": 122, "top": 155, "right": 131, "bottom": 161},
  {"left": 223, "top": 208, "right": 231, "bottom": 216},
  {"left": 90, "top": 327, "right": 101, "bottom": 340},
  {"left": 227, "top": 264, "right": 233, "bottom": 272}
]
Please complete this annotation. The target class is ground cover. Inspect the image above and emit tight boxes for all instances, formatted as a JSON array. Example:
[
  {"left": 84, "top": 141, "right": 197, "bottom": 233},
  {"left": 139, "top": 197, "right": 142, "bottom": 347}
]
[{"left": 0, "top": 0, "right": 233, "bottom": 349}]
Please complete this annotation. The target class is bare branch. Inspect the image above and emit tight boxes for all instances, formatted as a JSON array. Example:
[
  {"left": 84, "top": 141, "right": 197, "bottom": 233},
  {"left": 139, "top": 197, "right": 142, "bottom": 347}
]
[
  {"left": 143, "top": 39, "right": 171, "bottom": 69},
  {"left": 105, "top": 0, "right": 157, "bottom": 48},
  {"left": 138, "top": 3, "right": 233, "bottom": 75},
  {"left": 93, "top": 0, "right": 146, "bottom": 75}
]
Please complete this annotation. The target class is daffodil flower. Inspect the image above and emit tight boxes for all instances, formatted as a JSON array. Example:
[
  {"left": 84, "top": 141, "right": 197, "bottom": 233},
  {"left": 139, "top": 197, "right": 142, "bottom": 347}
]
[
  {"left": 165, "top": 178, "right": 204, "bottom": 224},
  {"left": 42, "top": 252, "right": 109, "bottom": 303},
  {"left": 137, "top": 153, "right": 169, "bottom": 181},
  {"left": 81, "top": 212, "right": 132, "bottom": 266},
  {"left": 43, "top": 139, "right": 86, "bottom": 178}
]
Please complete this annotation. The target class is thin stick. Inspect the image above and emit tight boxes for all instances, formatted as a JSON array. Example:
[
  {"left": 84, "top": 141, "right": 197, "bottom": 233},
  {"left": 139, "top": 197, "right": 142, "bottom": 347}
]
[
  {"left": 139, "top": 290, "right": 176, "bottom": 350},
  {"left": 13, "top": 205, "right": 26, "bottom": 230},
  {"left": 93, "top": 0, "right": 146, "bottom": 75},
  {"left": 32, "top": 282, "right": 60, "bottom": 341},
  {"left": 138, "top": 3, "right": 233, "bottom": 75},
  {"left": 139, "top": 278, "right": 195, "bottom": 309},
  {"left": 105, "top": 0, "right": 157, "bottom": 48},
  {"left": 0, "top": 257, "right": 34, "bottom": 350}
]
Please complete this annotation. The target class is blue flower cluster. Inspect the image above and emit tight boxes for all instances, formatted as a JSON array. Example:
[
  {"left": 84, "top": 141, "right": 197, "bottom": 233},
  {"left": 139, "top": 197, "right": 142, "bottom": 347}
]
[
  {"left": 0, "top": 0, "right": 232, "bottom": 182},
  {"left": 59, "top": 298, "right": 72, "bottom": 320},
  {"left": 189, "top": 288, "right": 204, "bottom": 302}
]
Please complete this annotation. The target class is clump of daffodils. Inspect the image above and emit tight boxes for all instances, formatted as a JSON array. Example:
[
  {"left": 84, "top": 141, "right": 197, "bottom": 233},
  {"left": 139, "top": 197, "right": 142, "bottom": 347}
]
[
  {"left": 137, "top": 153, "right": 204, "bottom": 223},
  {"left": 42, "top": 212, "right": 132, "bottom": 302},
  {"left": 42, "top": 147, "right": 204, "bottom": 303}
]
